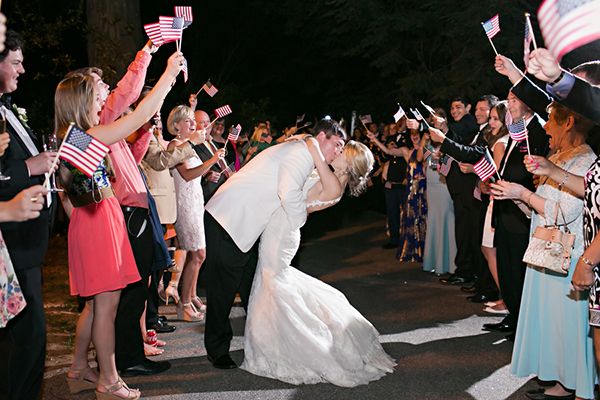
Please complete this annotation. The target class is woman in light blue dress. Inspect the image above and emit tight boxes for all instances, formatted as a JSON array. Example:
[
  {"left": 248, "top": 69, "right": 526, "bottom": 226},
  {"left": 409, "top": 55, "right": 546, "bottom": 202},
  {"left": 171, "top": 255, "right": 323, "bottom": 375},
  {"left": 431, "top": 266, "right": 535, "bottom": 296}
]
[{"left": 490, "top": 102, "right": 596, "bottom": 399}]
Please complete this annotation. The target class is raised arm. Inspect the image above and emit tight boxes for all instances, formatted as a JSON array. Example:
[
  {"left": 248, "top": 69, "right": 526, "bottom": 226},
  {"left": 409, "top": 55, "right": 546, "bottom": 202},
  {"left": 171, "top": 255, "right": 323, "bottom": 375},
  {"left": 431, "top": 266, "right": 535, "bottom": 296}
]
[
  {"left": 89, "top": 52, "right": 183, "bottom": 146},
  {"left": 305, "top": 137, "right": 342, "bottom": 201}
]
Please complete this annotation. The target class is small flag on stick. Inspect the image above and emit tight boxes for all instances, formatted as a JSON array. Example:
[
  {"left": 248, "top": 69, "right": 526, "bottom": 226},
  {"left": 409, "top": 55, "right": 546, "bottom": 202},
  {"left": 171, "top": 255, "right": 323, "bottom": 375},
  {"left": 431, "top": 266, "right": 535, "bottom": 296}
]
[
  {"left": 159, "top": 16, "right": 184, "bottom": 44},
  {"left": 393, "top": 105, "right": 405, "bottom": 123},
  {"left": 473, "top": 148, "right": 499, "bottom": 182},
  {"left": 197, "top": 80, "right": 218, "bottom": 97},
  {"left": 144, "top": 22, "right": 164, "bottom": 47},
  {"left": 59, "top": 124, "right": 110, "bottom": 178},
  {"left": 228, "top": 124, "right": 242, "bottom": 141},
  {"left": 410, "top": 108, "right": 431, "bottom": 129},
  {"left": 508, "top": 119, "right": 528, "bottom": 141},
  {"left": 419, "top": 101, "right": 437, "bottom": 116},
  {"left": 523, "top": 13, "right": 537, "bottom": 68},
  {"left": 214, "top": 105, "right": 232, "bottom": 119},
  {"left": 538, "top": 0, "right": 600, "bottom": 61},
  {"left": 174, "top": 6, "right": 193, "bottom": 28},
  {"left": 481, "top": 14, "right": 501, "bottom": 55},
  {"left": 359, "top": 114, "right": 372, "bottom": 125}
]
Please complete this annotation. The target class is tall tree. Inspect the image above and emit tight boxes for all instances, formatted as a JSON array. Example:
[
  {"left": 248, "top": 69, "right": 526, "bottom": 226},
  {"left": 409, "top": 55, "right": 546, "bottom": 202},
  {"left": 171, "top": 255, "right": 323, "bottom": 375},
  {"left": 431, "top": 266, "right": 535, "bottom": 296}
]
[{"left": 86, "top": 0, "right": 143, "bottom": 84}]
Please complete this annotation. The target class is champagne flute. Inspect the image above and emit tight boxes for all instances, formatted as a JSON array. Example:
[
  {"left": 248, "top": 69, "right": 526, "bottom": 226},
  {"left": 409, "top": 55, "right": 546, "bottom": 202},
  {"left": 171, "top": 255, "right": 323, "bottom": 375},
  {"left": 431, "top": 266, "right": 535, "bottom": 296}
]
[
  {"left": 43, "top": 132, "right": 63, "bottom": 192},
  {"left": 0, "top": 110, "right": 11, "bottom": 181}
]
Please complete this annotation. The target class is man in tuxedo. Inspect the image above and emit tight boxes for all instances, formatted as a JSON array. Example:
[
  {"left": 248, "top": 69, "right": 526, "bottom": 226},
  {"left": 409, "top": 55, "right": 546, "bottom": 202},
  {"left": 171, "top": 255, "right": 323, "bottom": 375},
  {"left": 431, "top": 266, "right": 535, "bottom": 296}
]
[
  {"left": 483, "top": 91, "right": 549, "bottom": 339},
  {"left": 0, "top": 31, "right": 57, "bottom": 400},
  {"left": 193, "top": 109, "right": 234, "bottom": 202},
  {"left": 203, "top": 118, "right": 346, "bottom": 369}
]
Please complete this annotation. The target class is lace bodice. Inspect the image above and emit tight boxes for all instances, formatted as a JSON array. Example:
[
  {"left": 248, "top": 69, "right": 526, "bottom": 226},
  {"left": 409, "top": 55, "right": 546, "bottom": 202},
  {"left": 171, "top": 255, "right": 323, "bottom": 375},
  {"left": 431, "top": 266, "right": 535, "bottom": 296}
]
[{"left": 303, "top": 170, "right": 342, "bottom": 209}]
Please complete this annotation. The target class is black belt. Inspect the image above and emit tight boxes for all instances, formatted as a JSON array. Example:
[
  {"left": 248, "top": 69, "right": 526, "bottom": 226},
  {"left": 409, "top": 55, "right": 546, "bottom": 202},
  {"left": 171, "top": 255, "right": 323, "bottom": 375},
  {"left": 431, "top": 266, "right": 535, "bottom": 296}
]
[{"left": 121, "top": 205, "right": 147, "bottom": 214}]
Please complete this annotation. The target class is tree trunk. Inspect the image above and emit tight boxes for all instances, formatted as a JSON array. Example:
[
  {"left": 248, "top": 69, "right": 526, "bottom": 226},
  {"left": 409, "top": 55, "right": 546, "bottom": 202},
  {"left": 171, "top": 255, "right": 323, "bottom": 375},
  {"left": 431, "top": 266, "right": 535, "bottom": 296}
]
[{"left": 85, "top": 0, "right": 143, "bottom": 85}]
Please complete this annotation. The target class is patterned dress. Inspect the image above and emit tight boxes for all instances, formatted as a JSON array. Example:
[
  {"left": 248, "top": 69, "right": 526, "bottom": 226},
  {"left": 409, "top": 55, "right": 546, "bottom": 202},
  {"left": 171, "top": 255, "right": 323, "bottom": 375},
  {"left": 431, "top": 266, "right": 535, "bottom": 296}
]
[
  {"left": 0, "top": 231, "right": 26, "bottom": 328},
  {"left": 397, "top": 149, "right": 427, "bottom": 262},
  {"left": 585, "top": 156, "right": 600, "bottom": 326}
]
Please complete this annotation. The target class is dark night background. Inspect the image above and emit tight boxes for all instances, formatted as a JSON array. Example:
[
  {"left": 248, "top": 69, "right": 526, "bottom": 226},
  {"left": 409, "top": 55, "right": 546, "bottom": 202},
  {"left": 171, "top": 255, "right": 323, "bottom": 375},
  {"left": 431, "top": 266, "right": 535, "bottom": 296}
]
[{"left": 0, "top": 0, "right": 569, "bottom": 134}]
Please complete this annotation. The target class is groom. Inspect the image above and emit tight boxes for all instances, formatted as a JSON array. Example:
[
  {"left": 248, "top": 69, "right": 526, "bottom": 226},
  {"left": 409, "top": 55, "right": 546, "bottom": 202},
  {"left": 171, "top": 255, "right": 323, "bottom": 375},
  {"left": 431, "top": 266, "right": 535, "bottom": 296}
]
[{"left": 203, "top": 118, "right": 347, "bottom": 369}]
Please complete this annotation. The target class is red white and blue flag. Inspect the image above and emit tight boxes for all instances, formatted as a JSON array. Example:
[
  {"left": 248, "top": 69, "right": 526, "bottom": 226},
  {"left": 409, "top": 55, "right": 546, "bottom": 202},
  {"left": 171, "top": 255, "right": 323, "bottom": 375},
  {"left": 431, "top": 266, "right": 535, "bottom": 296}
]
[
  {"left": 359, "top": 114, "right": 372, "bottom": 125},
  {"left": 524, "top": 13, "right": 535, "bottom": 68},
  {"left": 482, "top": 14, "right": 501, "bottom": 39},
  {"left": 159, "top": 16, "right": 184, "bottom": 43},
  {"left": 59, "top": 124, "right": 109, "bottom": 178},
  {"left": 508, "top": 119, "right": 528, "bottom": 141},
  {"left": 473, "top": 149, "right": 498, "bottom": 182},
  {"left": 174, "top": 6, "right": 193, "bottom": 28},
  {"left": 202, "top": 80, "right": 218, "bottom": 97},
  {"left": 214, "top": 105, "right": 232, "bottom": 119},
  {"left": 144, "top": 22, "right": 164, "bottom": 47},
  {"left": 538, "top": 0, "right": 600, "bottom": 61},
  {"left": 393, "top": 105, "right": 405, "bottom": 123},
  {"left": 228, "top": 124, "right": 242, "bottom": 141}
]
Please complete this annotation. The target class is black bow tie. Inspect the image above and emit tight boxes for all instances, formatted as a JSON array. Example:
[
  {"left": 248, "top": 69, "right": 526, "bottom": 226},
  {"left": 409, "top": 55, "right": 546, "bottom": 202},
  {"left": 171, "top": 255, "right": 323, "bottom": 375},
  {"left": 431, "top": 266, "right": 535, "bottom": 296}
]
[{"left": 0, "top": 95, "right": 12, "bottom": 109}]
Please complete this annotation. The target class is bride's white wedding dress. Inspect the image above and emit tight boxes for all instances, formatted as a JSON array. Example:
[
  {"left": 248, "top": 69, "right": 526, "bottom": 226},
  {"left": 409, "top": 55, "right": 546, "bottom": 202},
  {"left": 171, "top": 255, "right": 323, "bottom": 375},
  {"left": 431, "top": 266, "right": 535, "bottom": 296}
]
[{"left": 241, "top": 176, "right": 395, "bottom": 387}]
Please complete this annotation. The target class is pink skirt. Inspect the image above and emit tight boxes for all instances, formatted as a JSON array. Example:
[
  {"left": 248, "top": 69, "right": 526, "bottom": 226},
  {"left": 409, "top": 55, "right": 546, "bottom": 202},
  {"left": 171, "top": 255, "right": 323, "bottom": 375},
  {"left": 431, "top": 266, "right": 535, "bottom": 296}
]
[{"left": 68, "top": 196, "right": 140, "bottom": 297}]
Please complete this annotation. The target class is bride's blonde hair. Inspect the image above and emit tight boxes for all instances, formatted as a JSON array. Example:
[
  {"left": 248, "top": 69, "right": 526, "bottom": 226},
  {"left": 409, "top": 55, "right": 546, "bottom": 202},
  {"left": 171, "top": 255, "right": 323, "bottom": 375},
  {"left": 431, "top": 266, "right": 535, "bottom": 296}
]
[{"left": 343, "top": 140, "right": 374, "bottom": 197}]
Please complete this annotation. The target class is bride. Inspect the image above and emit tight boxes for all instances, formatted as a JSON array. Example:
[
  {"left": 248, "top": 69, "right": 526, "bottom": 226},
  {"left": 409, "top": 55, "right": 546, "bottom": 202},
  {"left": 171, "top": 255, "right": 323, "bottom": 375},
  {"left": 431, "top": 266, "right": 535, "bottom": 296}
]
[{"left": 241, "top": 137, "right": 396, "bottom": 387}]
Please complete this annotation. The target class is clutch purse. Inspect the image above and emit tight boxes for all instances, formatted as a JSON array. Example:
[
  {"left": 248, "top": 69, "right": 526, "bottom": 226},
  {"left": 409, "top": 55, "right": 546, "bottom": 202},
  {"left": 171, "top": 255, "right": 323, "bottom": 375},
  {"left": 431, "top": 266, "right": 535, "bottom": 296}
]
[{"left": 522, "top": 203, "right": 575, "bottom": 275}]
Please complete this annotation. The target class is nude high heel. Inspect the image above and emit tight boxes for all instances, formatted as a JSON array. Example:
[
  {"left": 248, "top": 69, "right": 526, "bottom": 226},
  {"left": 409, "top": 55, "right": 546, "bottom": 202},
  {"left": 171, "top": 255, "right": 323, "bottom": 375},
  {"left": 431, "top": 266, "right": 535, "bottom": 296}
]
[
  {"left": 176, "top": 302, "right": 204, "bottom": 322},
  {"left": 191, "top": 296, "right": 207, "bottom": 312},
  {"left": 164, "top": 282, "right": 180, "bottom": 305},
  {"left": 66, "top": 365, "right": 98, "bottom": 394},
  {"left": 95, "top": 377, "right": 140, "bottom": 400}
]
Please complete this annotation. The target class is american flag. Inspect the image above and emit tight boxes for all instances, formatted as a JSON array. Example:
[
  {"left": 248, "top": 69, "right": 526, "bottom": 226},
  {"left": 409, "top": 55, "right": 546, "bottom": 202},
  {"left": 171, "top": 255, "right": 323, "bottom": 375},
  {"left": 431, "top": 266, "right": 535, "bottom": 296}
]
[
  {"left": 214, "top": 105, "right": 232, "bottom": 119},
  {"left": 438, "top": 156, "right": 452, "bottom": 176},
  {"left": 59, "top": 124, "right": 109, "bottom": 178},
  {"left": 538, "top": 0, "right": 600, "bottom": 61},
  {"left": 359, "top": 114, "right": 372, "bottom": 125},
  {"left": 508, "top": 119, "right": 528, "bottom": 141},
  {"left": 202, "top": 80, "right": 218, "bottom": 97},
  {"left": 393, "top": 105, "right": 405, "bottom": 123},
  {"left": 411, "top": 108, "right": 425, "bottom": 121},
  {"left": 181, "top": 58, "right": 188, "bottom": 82},
  {"left": 174, "top": 6, "right": 193, "bottom": 28},
  {"left": 473, "top": 149, "right": 498, "bottom": 182},
  {"left": 144, "top": 22, "right": 164, "bottom": 47},
  {"left": 482, "top": 14, "right": 501, "bottom": 39},
  {"left": 420, "top": 100, "right": 436, "bottom": 116},
  {"left": 228, "top": 124, "right": 242, "bottom": 141},
  {"left": 524, "top": 13, "right": 534, "bottom": 68},
  {"left": 159, "top": 16, "right": 184, "bottom": 43}
]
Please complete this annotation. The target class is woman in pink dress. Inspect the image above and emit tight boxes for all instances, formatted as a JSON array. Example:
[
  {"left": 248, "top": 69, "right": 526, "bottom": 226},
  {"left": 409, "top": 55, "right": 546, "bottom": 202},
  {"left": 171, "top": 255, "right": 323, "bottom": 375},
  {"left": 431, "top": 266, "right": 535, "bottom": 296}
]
[{"left": 55, "top": 52, "right": 183, "bottom": 400}]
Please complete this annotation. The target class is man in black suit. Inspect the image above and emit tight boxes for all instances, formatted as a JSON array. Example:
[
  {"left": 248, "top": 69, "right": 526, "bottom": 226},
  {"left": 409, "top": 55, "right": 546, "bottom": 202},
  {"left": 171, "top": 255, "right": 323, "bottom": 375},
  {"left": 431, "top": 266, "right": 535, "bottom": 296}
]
[
  {"left": 483, "top": 91, "right": 549, "bottom": 339},
  {"left": 437, "top": 97, "right": 481, "bottom": 285},
  {"left": 0, "top": 31, "right": 57, "bottom": 400},
  {"left": 193, "top": 110, "right": 234, "bottom": 202}
]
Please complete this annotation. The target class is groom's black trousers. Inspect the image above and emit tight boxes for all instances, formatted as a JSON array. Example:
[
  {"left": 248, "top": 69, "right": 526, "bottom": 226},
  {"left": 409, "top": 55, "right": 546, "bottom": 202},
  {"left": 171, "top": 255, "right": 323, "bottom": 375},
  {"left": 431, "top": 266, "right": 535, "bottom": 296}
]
[{"left": 204, "top": 212, "right": 259, "bottom": 358}]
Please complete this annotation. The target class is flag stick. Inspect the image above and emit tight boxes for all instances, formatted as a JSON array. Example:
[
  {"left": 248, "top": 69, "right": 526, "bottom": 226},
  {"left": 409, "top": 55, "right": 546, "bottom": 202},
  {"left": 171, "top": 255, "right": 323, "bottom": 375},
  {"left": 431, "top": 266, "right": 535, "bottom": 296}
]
[
  {"left": 525, "top": 134, "right": 531, "bottom": 157},
  {"left": 43, "top": 123, "right": 73, "bottom": 188},
  {"left": 525, "top": 13, "right": 538, "bottom": 50},
  {"left": 195, "top": 86, "right": 204, "bottom": 96},
  {"left": 481, "top": 23, "right": 499, "bottom": 55}
]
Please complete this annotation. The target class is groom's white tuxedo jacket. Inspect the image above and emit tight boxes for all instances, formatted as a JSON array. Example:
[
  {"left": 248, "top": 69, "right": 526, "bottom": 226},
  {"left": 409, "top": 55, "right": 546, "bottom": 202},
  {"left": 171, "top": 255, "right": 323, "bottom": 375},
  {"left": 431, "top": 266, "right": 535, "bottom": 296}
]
[{"left": 205, "top": 140, "right": 314, "bottom": 252}]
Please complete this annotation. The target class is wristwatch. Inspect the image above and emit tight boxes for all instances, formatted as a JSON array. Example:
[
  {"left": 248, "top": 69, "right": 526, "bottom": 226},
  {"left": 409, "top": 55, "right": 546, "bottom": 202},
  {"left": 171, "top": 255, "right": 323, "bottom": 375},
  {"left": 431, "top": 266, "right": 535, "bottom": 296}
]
[{"left": 551, "top": 70, "right": 565, "bottom": 85}]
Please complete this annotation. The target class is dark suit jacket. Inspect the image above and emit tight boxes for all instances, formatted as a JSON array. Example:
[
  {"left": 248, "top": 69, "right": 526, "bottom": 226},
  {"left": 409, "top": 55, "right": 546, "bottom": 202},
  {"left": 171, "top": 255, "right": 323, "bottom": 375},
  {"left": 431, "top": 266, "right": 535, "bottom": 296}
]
[
  {"left": 192, "top": 140, "right": 232, "bottom": 203},
  {"left": 444, "top": 113, "right": 479, "bottom": 196},
  {"left": 493, "top": 116, "right": 549, "bottom": 234},
  {"left": 0, "top": 105, "right": 50, "bottom": 269},
  {"left": 557, "top": 73, "right": 600, "bottom": 125}
]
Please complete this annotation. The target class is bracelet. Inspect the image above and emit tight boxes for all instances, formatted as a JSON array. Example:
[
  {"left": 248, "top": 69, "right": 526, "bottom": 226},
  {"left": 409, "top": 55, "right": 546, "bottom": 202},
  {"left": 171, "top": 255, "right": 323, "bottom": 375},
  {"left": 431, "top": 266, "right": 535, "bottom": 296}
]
[
  {"left": 557, "top": 171, "right": 569, "bottom": 190},
  {"left": 551, "top": 70, "right": 565, "bottom": 85},
  {"left": 580, "top": 256, "right": 597, "bottom": 268}
]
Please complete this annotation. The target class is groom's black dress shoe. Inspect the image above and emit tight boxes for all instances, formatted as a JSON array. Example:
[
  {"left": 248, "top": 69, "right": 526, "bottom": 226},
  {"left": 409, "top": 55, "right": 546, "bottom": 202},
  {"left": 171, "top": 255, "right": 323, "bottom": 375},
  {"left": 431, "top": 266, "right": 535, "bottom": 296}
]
[
  {"left": 467, "top": 292, "right": 499, "bottom": 303},
  {"left": 120, "top": 359, "right": 171, "bottom": 377},
  {"left": 482, "top": 322, "right": 515, "bottom": 333},
  {"left": 207, "top": 353, "right": 237, "bottom": 369},
  {"left": 150, "top": 318, "right": 176, "bottom": 333}
]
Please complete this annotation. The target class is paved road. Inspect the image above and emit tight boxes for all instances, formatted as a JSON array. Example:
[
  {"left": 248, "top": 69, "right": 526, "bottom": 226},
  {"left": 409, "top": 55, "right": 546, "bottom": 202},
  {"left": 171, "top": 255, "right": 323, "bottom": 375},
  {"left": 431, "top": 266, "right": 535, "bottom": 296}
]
[{"left": 42, "top": 201, "right": 538, "bottom": 400}]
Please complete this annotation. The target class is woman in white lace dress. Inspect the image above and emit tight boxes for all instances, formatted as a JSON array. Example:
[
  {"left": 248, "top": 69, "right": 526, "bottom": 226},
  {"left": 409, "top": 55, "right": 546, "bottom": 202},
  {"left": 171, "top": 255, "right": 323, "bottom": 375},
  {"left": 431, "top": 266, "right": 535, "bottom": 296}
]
[
  {"left": 241, "top": 139, "right": 396, "bottom": 387},
  {"left": 167, "top": 106, "right": 225, "bottom": 321}
]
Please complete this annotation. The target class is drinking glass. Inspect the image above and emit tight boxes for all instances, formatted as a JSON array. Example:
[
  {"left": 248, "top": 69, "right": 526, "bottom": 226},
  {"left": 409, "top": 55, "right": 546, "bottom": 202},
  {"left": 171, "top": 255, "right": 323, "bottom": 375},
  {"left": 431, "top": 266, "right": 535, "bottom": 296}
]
[{"left": 43, "top": 133, "right": 63, "bottom": 192}]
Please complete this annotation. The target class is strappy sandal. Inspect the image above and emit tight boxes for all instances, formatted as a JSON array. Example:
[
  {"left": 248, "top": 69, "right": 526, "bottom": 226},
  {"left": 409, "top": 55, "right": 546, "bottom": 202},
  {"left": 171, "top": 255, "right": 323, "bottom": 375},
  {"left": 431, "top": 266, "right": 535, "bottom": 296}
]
[
  {"left": 95, "top": 377, "right": 140, "bottom": 400},
  {"left": 66, "top": 365, "right": 98, "bottom": 394}
]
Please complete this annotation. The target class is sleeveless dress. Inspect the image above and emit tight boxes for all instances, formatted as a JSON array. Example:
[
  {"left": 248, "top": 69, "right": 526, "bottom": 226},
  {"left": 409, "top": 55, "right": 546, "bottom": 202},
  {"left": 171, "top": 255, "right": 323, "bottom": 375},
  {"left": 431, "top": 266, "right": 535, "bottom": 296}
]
[
  {"left": 0, "top": 231, "right": 26, "bottom": 328},
  {"left": 172, "top": 153, "right": 206, "bottom": 250},
  {"left": 397, "top": 149, "right": 427, "bottom": 262},
  {"left": 422, "top": 148, "right": 456, "bottom": 274},
  {"left": 585, "top": 156, "right": 600, "bottom": 326},
  {"left": 241, "top": 174, "right": 396, "bottom": 387},
  {"left": 64, "top": 161, "right": 140, "bottom": 297},
  {"left": 481, "top": 135, "right": 508, "bottom": 248}
]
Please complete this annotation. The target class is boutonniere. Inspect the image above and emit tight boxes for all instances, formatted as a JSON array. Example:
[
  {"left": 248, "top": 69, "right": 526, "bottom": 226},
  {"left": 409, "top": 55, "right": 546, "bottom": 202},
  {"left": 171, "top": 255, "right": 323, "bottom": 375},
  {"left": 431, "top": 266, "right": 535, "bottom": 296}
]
[{"left": 12, "top": 104, "right": 29, "bottom": 129}]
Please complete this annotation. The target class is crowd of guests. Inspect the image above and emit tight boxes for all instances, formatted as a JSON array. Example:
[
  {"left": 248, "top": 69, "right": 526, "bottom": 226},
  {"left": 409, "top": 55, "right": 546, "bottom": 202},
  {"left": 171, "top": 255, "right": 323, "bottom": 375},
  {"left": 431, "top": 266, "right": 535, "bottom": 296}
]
[{"left": 3, "top": 11, "right": 600, "bottom": 400}]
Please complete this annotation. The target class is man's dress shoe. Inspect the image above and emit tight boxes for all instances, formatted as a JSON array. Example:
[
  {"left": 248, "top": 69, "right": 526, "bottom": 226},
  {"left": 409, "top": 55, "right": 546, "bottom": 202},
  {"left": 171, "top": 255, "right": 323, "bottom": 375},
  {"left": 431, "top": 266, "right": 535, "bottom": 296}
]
[
  {"left": 120, "top": 359, "right": 171, "bottom": 377},
  {"left": 525, "top": 388, "right": 575, "bottom": 400},
  {"left": 150, "top": 319, "right": 176, "bottom": 333},
  {"left": 467, "top": 293, "right": 499, "bottom": 303},
  {"left": 482, "top": 322, "right": 515, "bottom": 332},
  {"left": 460, "top": 284, "right": 477, "bottom": 293},
  {"left": 207, "top": 353, "right": 237, "bottom": 369},
  {"left": 439, "top": 274, "right": 473, "bottom": 285}
]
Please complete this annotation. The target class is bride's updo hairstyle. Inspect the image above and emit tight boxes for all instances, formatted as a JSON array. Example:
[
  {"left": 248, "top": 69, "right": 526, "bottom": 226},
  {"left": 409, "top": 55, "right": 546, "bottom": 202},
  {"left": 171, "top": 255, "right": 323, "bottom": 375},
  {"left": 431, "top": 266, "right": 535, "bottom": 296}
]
[{"left": 343, "top": 140, "right": 374, "bottom": 197}]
